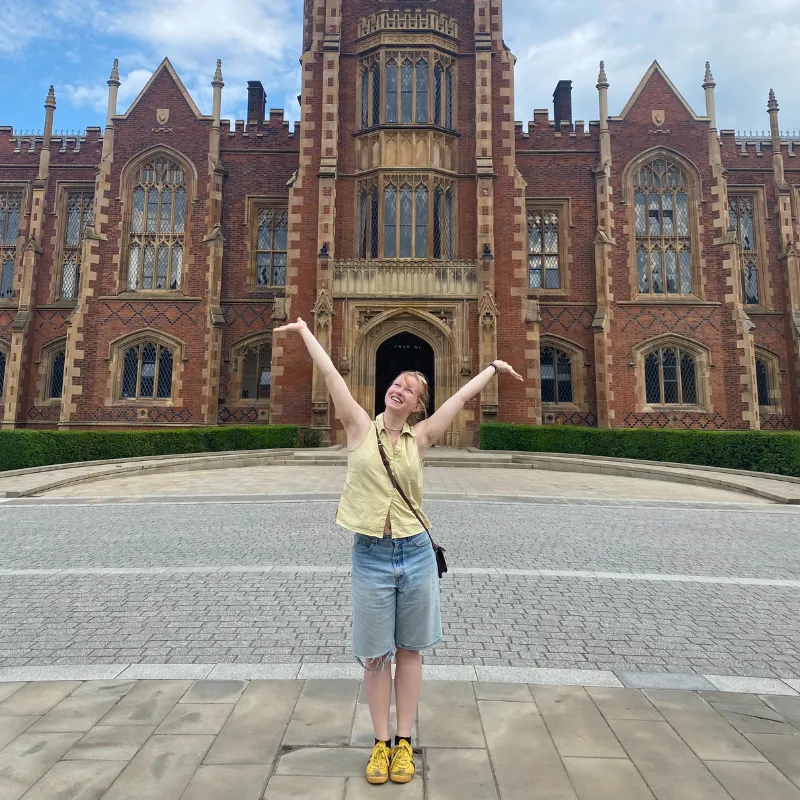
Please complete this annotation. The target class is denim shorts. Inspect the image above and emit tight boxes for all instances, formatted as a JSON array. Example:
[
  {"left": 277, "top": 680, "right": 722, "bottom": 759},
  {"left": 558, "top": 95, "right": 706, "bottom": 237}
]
[{"left": 351, "top": 532, "right": 443, "bottom": 671}]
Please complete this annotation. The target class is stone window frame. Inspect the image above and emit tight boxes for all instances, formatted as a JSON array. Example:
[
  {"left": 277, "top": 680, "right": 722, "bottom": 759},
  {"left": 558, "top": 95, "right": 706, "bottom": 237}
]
[
  {"left": 727, "top": 186, "right": 772, "bottom": 310},
  {"left": 539, "top": 334, "right": 588, "bottom": 412},
  {"left": 227, "top": 332, "right": 274, "bottom": 412},
  {"left": 34, "top": 336, "right": 67, "bottom": 406},
  {"left": 754, "top": 347, "right": 783, "bottom": 416},
  {"left": 105, "top": 328, "right": 186, "bottom": 409},
  {"left": 0, "top": 338, "right": 8, "bottom": 400},
  {"left": 357, "top": 49, "right": 457, "bottom": 133},
  {"left": 632, "top": 334, "right": 712, "bottom": 413},
  {"left": 117, "top": 147, "right": 196, "bottom": 297},
  {"left": 0, "top": 184, "right": 27, "bottom": 306},
  {"left": 49, "top": 182, "right": 94, "bottom": 304},
  {"left": 244, "top": 196, "right": 289, "bottom": 293},
  {"left": 622, "top": 149, "right": 704, "bottom": 301},
  {"left": 526, "top": 199, "right": 572, "bottom": 297},
  {"left": 355, "top": 172, "right": 457, "bottom": 261}
]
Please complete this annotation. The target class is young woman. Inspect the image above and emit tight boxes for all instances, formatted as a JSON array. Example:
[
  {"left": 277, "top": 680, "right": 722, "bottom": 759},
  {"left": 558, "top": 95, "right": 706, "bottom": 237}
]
[{"left": 274, "top": 317, "right": 523, "bottom": 785}]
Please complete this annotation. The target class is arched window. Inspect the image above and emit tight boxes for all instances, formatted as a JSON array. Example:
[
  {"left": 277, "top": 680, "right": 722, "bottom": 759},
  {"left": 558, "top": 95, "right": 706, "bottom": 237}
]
[
  {"left": 361, "top": 66, "right": 369, "bottom": 129},
  {"left": 644, "top": 346, "right": 698, "bottom": 406},
  {"left": 0, "top": 191, "right": 22, "bottom": 301},
  {"left": 121, "top": 341, "right": 174, "bottom": 400},
  {"left": 445, "top": 66, "right": 454, "bottom": 129},
  {"left": 127, "top": 157, "right": 187, "bottom": 291},
  {"left": 729, "top": 194, "right": 760, "bottom": 305},
  {"left": 433, "top": 183, "right": 455, "bottom": 261},
  {"left": 400, "top": 59, "right": 414, "bottom": 124},
  {"left": 0, "top": 345, "right": 7, "bottom": 398},
  {"left": 358, "top": 183, "right": 380, "bottom": 259},
  {"left": 415, "top": 58, "right": 428, "bottom": 123},
  {"left": 59, "top": 191, "right": 93, "bottom": 300},
  {"left": 633, "top": 157, "right": 693, "bottom": 295},
  {"left": 756, "top": 357, "right": 773, "bottom": 408},
  {"left": 384, "top": 177, "right": 429, "bottom": 259},
  {"left": 541, "top": 346, "right": 573, "bottom": 404},
  {"left": 385, "top": 60, "right": 399, "bottom": 123},
  {"left": 371, "top": 63, "right": 381, "bottom": 127},
  {"left": 241, "top": 342, "right": 272, "bottom": 401},
  {"left": 256, "top": 209, "right": 288, "bottom": 287},
  {"left": 47, "top": 348, "right": 66, "bottom": 400},
  {"left": 434, "top": 63, "right": 443, "bottom": 125}
]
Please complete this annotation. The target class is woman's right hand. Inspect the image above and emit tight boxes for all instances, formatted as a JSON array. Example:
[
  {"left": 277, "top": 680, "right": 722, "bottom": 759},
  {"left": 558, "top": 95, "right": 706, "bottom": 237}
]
[{"left": 273, "top": 317, "right": 309, "bottom": 334}]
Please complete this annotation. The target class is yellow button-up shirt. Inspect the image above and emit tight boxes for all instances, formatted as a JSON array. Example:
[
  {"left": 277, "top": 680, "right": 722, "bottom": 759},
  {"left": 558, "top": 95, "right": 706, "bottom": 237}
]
[{"left": 335, "top": 414, "right": 432, "bottom": 539}]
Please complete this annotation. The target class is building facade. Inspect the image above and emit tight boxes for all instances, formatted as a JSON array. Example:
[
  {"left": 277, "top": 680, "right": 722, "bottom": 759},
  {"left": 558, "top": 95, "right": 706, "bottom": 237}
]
[{"left": 1, "top": 0, "right": 799, "bottom": 446}]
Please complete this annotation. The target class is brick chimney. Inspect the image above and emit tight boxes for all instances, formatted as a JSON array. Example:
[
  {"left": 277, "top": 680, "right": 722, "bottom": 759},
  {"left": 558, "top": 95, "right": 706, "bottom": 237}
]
[
  {"left": 553, "top": 80, "right": 573, "bottom": 129},
  {"left": 247, "top": 81, "right": 266, "bottom": 130}
]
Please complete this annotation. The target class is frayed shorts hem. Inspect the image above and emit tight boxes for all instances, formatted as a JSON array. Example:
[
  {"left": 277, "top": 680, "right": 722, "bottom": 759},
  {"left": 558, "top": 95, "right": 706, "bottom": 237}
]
[
  {"left": 395, "top": 636, "right": 442, "bottom": 652},
  {"left": 353, "top": 636, "right": 442, "bottom": 672}
]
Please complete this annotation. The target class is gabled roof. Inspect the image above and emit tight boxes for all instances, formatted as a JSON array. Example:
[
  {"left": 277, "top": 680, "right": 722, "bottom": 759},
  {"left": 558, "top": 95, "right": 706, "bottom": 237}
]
[
  {"left": 611, "top": 60, "right": 708, "bottom": 122},
  {"left": 117, "top": 57, "right": 210, "bottom": 120}
]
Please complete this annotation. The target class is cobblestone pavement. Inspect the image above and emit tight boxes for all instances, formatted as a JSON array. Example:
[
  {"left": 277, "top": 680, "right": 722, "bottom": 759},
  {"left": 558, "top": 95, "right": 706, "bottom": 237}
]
[
  {"left": 1, "top": 498, "right": 799, "bottom": 680},
  {"left": 38, "top": 463, "right": 772, "bottom": 503},
  {"left": 2, "top": 677, "right": 800, "bottom": 799}
]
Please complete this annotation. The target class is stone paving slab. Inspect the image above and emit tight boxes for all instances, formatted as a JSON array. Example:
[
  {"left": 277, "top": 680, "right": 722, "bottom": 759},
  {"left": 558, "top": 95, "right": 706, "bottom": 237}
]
[{"left": 0, "top": 678, "right": 799, "bottom": 798}]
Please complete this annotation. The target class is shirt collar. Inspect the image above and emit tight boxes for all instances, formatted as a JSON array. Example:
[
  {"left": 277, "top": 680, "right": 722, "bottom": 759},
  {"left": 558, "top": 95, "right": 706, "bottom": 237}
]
[{"left": 376, "top": 413, "right": 415, "bottom": 437}]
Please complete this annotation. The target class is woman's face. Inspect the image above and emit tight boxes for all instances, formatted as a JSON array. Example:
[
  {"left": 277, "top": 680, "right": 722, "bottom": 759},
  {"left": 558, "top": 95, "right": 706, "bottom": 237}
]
[{"left": 384, "top": 373, "right": 423, "bottom": 418}]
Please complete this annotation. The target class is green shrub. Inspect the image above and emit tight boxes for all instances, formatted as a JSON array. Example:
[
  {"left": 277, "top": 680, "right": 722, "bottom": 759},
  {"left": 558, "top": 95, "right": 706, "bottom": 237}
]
[
  {"left": 0, "top": 426, "right": 298, "bottom": 472},
  {"left": 479, "top": 423, "right": 800, "bottom": 478}
]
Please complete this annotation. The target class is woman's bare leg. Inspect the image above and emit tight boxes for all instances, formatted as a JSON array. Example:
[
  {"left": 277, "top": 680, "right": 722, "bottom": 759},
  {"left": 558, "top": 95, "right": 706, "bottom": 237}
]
[
  {"left": 364, "top": 658, "right": 393, "bottom": 741},
  {"left": 394, "top": 648, "right": 422, "bottom": 738}
]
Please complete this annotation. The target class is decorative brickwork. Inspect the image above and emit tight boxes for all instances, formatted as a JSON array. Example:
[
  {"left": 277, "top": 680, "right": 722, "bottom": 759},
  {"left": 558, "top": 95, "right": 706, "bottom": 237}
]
[{"left": 0, "top": 10, "right": 797, "bottom": 436}]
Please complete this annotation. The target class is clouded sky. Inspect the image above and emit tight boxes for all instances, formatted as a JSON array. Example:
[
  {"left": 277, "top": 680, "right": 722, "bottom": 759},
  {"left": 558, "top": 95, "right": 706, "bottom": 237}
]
[{"left": 2, "top": 0, "right": 798, "bottom": 136}]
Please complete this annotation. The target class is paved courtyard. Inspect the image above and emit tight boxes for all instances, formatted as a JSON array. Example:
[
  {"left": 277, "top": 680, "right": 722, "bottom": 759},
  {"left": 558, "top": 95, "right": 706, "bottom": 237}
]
[{"left": 1, "top": 463, "right": 800, "bottom": 797}]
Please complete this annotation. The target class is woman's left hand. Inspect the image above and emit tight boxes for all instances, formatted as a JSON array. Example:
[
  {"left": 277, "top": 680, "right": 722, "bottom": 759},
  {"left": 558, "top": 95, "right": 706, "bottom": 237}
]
[{"left": 493, "top": 361, "right": 524, "bottom": 382}]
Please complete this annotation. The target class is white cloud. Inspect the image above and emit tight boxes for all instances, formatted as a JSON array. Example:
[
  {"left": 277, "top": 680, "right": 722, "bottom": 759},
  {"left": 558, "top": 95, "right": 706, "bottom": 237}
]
[{"left": 505, "top": 0, "right": 800, "bottom": 131}]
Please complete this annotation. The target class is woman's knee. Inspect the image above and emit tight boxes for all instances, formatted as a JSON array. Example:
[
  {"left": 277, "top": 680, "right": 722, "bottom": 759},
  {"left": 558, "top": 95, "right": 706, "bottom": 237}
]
[{"left": 395, "top": 647, "right": 421, "bottom": 661}]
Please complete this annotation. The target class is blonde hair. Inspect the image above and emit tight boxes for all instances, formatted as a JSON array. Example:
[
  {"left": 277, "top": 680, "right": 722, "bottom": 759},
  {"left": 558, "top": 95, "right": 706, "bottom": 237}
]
[{"left": 396, "top": 371, "right": 430, "bottom": 425}]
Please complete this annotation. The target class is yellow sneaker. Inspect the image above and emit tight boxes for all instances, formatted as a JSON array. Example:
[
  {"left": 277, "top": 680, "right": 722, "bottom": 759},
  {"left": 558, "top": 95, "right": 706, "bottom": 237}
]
[
  {"left": 366, "top": 741, "right": 391, "bottom": 784},
  {"left": 390, "top": 739, "right": 415, "bottom": 783}
]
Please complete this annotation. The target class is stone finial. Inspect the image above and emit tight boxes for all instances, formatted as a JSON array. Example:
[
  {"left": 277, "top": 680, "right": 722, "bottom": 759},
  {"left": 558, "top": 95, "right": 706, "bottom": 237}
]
[
  {"left": 768, "top": 88, "right": 779, "bottom": 114},
  {"left": 108, "top": 58, "right": 121, "bottom": 86},
  {"left": 703, "top": 61, "right": 715, "bottom": 88},
  {"left": 597, "top": 61, "right": 609, "bottom": 89},
  {"left": 213, "top": 59, "right": 224, "bottom": 87},
  {"left": 44, "top": 85, "right": 56, "bottom": 109}
]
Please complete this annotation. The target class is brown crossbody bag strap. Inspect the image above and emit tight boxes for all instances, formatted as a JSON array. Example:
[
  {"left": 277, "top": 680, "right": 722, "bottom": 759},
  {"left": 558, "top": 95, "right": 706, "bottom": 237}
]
[{"left": 374, "top": 424, "right": 447, "bottom": 578}]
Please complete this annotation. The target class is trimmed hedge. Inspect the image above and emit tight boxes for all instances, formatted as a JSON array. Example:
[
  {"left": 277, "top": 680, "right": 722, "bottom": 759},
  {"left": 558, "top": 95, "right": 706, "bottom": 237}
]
[
  {"left": 0, "top": 426, "right": 299, "bottom": 472},
  {"left": 479, "top": 423, "right": 800, "bottom": 478}
]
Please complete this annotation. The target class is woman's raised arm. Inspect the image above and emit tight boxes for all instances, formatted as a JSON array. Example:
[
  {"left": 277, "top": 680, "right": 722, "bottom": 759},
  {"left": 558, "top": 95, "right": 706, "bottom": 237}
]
[
  {"left": 274, "top": 318, "right": 370, "bottom": 438},
  {"left": 415, "top": 361, "right": 523, "bottom": 449}
]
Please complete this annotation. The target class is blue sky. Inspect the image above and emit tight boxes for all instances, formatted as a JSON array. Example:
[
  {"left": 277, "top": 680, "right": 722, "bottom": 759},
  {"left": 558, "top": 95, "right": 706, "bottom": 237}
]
[{"left": 2, "top": 0, "right": 798, "bottom": 135}]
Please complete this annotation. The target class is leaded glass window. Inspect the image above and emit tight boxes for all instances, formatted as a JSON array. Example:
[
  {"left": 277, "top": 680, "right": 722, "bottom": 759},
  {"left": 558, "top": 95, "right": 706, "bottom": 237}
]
[
  {"left": 644, "top": 346, "right": 698, "bottom": 406},
  {"left": 361, "top": 67, "right": 369, "bottom": 129},
  {"left": 60, "top": 191, "right": 93, "bottom": 300},
  {"left": 48, "top": 349, "right": 65, "bottom": 400},
  {"left": 756, "top": 357, "right": 774, "bottom": 408},
  {"left": 241, "top": 342, "right": 271, "bottom": 401},
  {"left": 386, "top": 60, "right": 398, "bottom": 124},
  {"left": 371, "top": 64, "right": 381, "bottom": 127},
  {"left": 400, "top": 60, "right": 414, "bottom": 124},
  {"left": 633, "top": 158, "right": 693, "bottom": 295},
  {"left": 445, "top": 67, "right": 454, "bottom": 129},
  {"left": 358, "top": 183, "right": 380, "bottom": 259},
  {"left": 541, "top": 346, "right": 573, "bottom": 404},
  {"left": 729, "top": 195, "right": 760, "bottom": 305},
  {"left": 256, "top": 208, "right": 288, "bottom": 286},
  {"left": 528, "top": 210, "right": 561, "bottom": 289},
  {"left": 384, "top": 183, "right": 397, "bottom": 258},
  {"left": 127, "top": 158, "right": 186, "bottom": 291},
  {"left": 415, "top": 58, "right": 428, "bottom": 123},
  {"left": 432, "top": 182, "right": 455, "bottom": 261},
  {"left": 384, "top": 176, "right": 429, "bottom": 260},
  {"left": 0, "top": 348, "right": 6, "bottom": 397},
  {"left": 0, "top": 191, "right": 22, "bottom": 301},
  {"left": 434, "top": 63, "right": 443, "bottom": 125},
  {"left": 121, "top": 341, "right": 173, "bottom": 400}
]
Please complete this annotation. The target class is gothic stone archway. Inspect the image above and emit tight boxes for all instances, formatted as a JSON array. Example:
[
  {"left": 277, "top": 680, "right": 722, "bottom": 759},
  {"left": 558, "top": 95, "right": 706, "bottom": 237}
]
[{"left": 351, "top": 309, "right": 461, "bottom": 446}]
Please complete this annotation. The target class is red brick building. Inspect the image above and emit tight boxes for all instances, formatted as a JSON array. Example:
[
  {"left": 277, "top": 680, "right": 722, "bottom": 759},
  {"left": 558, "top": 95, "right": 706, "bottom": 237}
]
[{"left": 1, "top": 1, "right": 798, "bottom": 445}]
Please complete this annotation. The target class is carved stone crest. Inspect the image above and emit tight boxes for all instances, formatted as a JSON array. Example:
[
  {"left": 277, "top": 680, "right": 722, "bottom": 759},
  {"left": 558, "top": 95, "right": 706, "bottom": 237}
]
[
  {"left": 652, "top": 110, "right": 665, "bottom": 127},
  {"left": 156, "top": 108, "right": 170, "bottom": 125}
]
